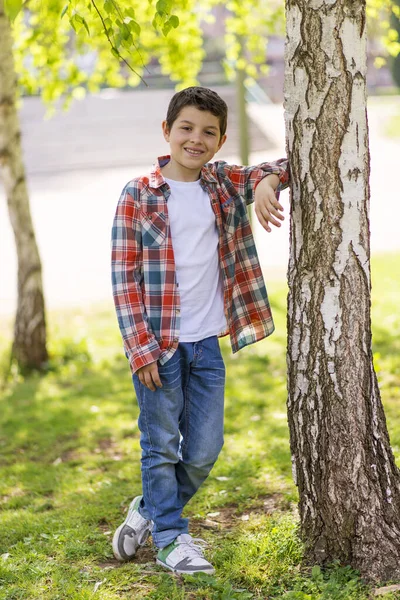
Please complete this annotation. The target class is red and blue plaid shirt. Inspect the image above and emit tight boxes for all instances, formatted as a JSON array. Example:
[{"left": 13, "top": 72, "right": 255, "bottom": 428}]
[{"left": 111, "top": 156, "right": 289, "bottom": 373}]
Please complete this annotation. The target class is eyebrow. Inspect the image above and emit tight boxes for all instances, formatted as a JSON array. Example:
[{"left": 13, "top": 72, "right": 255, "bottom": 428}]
[{"left": 179, "top": 120, "right": 219, "bottom": 130}]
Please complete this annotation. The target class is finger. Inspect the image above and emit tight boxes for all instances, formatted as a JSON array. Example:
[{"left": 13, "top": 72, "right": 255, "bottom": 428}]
[
  {"left": 256, "top": 210, "right": 272, "bottom": 232},
  {"left": 258, "top": 208, "right": 282, "bottom": 228},
  {"left": 262, "top": 203, "right": 283, "bottom": 224},
  {"left": 267, "top": 204, "right": 285, "bottom": 221},
  {"left": 267, "top": 213, "right": 282, "bottom": 227},
  {"left": 270, "top": 194, "right": 284, "bottom": 212},
  {"left": 144, "top": 371, "right": 156, "bottom": 391},
  {"left": 151, "top": 366, "right": 163, "bottom": 388}
]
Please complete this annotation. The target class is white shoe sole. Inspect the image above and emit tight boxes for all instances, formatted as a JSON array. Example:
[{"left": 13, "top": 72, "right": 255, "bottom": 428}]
[{"left": 156, "top": 558, "right": 215, "bottom": 575}]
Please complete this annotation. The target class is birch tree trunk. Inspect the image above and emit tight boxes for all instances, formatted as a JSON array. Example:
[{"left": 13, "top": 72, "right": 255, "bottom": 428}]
[
  {"left": 284, "top": 0, "right": 400, "bottom": 582},
  {"left": 0, "top": 0, "right": 48, "bottom": 371}
]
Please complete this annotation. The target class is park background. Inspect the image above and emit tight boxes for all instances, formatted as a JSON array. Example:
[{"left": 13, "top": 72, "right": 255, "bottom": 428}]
[{"left": 1, "top": 3, "right": 400, "bottom": 599}]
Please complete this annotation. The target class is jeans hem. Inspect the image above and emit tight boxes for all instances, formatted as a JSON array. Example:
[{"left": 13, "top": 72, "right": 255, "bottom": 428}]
[{"left": 153, "top": 528, "right": 189, "bottom": 549}]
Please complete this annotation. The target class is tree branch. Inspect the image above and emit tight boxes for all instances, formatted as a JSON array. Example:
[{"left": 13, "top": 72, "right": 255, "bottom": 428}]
[{"left": 91, "top": 0, "right": 148, "bottom": 86}]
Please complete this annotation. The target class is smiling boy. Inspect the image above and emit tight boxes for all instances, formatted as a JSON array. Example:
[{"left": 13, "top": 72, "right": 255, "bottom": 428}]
[{"left": 111, "top": 86, "right": 289, "bottom": 574}]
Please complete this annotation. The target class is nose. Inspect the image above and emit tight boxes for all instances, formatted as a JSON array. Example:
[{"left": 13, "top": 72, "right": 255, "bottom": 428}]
[{"left": 189, "top": 130, "right": 202, "bottom": 144}]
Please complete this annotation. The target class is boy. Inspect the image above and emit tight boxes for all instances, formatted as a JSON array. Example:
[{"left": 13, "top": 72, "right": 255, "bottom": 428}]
[{"left": 111, "top": 86, "right": 289, "bottom": 575}]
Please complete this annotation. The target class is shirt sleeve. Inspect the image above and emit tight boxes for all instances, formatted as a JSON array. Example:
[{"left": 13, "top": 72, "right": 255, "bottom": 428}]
[
  {"left": 216, "top": 158, "right": 290, "bottom": 205},
  {"left": 111, "top": 183, "right": 161, "bottom": 373}
]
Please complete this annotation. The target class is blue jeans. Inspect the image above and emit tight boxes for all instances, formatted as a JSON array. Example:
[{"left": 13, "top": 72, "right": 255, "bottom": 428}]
[{"left": 132, "top": 335, "right": 225, "bottom": 548}]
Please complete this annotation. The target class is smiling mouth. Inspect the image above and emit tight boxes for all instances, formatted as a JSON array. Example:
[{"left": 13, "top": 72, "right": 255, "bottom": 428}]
[{"left": 184, "top": 148, "right": 204, "bottom": 156}]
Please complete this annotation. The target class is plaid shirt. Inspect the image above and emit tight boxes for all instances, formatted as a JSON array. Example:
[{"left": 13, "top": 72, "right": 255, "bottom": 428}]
[{"left": 111, "top": 155, "right": 289, "bottom": 373}]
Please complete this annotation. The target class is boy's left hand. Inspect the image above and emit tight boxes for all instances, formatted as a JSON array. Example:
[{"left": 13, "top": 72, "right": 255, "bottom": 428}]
[{"left": 254, "top": 175, "right": 285, "bottom": 233}]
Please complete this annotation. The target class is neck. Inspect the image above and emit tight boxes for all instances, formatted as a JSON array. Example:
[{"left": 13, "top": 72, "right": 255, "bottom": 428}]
[{"left": 161, "top": 159, "right": 201, "bottom": 182}]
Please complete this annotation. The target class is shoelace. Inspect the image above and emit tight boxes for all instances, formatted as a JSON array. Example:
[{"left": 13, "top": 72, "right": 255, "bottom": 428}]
[{"left": 177, "top": 536, "right": 208, "bottom": 559}]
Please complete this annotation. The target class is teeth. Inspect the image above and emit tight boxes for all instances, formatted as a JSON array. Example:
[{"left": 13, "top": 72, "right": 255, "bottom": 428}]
[{"left": 185, "top": 148, "right": 202, "bottom": 155}]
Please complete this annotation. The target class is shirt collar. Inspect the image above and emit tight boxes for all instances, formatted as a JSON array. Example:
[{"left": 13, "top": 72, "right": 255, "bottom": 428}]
[{"left": 149, "top": 155, "right": 218, "bottom": 189}]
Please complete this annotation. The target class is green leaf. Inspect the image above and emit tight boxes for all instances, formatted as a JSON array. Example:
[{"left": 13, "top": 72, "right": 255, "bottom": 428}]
[
  {"left": 114, "top": 32, "right": 123, "bottom": 48},
  {"left": 169, "top": 15, "right": 179, "bottom": 28},
  {"left": 156, "top": 0, "right": 168, "bottom": 16},
  {"left": 69, "top": 15, "right": 77, "bottom": 32},
  {"left": 152, "top": 13, "right": 163, "bottom": 30},
  {"left": 129, "top": 20, "right": 141, "bottom": 36},
  {"left": 103, "top": 0, "right": 113, "bottom": 14},
  {"left": 70, "top": 12, "right": 90, "bottom": 35},
  {"left": 61, "top": 4, "right": 69, "bottom": 19},
  {"left": 121, "top": 23, "right": 130, "bottom": 40},
  {"left": 311, "top": 565, "right": 322, "bottom": 580},
  {"left": 162, "top": 22, "right": 172, "bottom": 36},
  {"left": 111, "top": 47, "right": 120, "bottom": 59},
  {"left": 81, "top": 16, "right": 90, "bottom": 35},
  {"left": 4, "top": 0, "right": 23, "bottom": 22}
]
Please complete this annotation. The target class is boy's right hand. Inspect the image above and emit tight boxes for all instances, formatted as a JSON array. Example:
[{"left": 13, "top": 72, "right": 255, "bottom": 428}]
[{"left": 137, "top": 361, "right": 162, "bottom": 391}]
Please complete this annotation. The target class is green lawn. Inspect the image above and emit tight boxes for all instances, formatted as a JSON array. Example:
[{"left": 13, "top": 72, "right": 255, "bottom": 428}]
[{"left": 0, "top": 254, "right": 400, "bottom": 599}]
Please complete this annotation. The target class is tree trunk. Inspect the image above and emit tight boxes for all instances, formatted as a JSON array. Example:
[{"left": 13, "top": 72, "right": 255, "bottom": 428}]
[
  {"left": 284, "top": 0, "right": 400, "bottom": 582},
  {"left": 0, "top": 0, "right": 48, "bottom": 371}
]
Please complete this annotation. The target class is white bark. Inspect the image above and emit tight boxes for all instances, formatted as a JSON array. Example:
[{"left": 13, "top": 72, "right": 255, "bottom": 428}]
[
  {"left": 284, "top": 0, "right": 400, "bottom": 581},
  {"left": 0, "top": 0, "right": 48, "bottom": 370}
]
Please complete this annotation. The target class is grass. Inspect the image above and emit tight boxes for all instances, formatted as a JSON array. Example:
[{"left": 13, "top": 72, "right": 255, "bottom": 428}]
[{"left": 0, "top": 253, "right": 400, "bottom": 599}]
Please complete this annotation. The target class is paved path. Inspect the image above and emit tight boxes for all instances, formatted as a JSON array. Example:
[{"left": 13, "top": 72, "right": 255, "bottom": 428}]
[{"left": 1, "top": 90, "right": 399, "bottom": 315}]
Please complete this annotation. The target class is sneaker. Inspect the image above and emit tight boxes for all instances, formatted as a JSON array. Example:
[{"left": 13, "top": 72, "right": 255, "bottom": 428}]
[
  {"left": 112, "top": 495, "right": 153, "bottom": 561},
  {"left": 156, "top": 533, "right": 215, "bottom": 575}
]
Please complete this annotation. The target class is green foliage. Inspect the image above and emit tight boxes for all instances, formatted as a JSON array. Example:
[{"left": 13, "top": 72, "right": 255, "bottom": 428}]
[
  {"left": 221, "top": 0, "right": 284, "bottom": 82},
  {"left": 10, "top": 0, "right": 201, "bottom": 106},
  {"left": 5, "top": 0, "right": 400, "bottom": 107},
  {"left": 390, "top": 0, "right": 400, "bottom": 87},
  {"left": 367, "top": 0, "right": 400, "bottom": 72},
  {"left": 282, "top": 563, "right": 369, "bottom": 599}
]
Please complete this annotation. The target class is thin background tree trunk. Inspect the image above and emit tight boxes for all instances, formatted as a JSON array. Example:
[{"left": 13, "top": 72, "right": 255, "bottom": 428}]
[
  {"left": 0, "top": 0, "right": 48, "bottom": 371},
  {"left": 284, "top": 0, "right": 400, "bottom": 582}
]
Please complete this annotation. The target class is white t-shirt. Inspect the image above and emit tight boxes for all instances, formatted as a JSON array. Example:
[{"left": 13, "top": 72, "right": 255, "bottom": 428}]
[{"left": 165, "top": 177, "right": 227, "bottom": 342}]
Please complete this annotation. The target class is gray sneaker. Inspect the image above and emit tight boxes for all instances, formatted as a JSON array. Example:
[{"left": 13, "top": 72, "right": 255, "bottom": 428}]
[
  {"left": 112, "top": 496, "right": 153, "bottom": 561},
  {"left": 156, "top": 534, "right": 215, "bottom": 575}
]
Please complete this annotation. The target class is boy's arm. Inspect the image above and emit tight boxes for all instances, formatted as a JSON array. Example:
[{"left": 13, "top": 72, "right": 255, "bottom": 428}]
[
  {"left": 216, "top": 158, "right": 290, "bottom": 206},
  {"left": 111, "top": 184, "right": 161, "bottom": 374}
]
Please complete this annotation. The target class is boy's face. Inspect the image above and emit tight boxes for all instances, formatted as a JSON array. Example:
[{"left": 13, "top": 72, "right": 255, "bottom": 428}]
[{"left": 162, "top": 106, "right": 226, "bottom": 179}]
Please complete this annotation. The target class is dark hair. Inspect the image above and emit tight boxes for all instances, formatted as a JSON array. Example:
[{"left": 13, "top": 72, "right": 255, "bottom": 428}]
[{"left": 165, "top": 86, "right": 228, "bottom": 138}]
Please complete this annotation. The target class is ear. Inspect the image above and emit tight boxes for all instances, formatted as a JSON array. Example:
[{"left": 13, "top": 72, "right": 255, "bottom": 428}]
[
  {"left": 162, "top": 120, "right": 170, "bottom": 142},
  {"left": 217, "top": 134, "right": 227, "bottom": 152}
]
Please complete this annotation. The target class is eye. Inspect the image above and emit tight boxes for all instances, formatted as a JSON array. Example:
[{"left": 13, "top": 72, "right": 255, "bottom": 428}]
[
  {"left": 206, "top": 131, "right": 216, "bottom": 136},
  {"left": 181, "top": 126, "right": 191, "bottom": 131}
]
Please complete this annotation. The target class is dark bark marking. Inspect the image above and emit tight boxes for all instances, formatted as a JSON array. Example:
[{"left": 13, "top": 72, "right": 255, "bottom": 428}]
[{"left": 347, "top": 168, "right": 361, "bottom": 181}]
